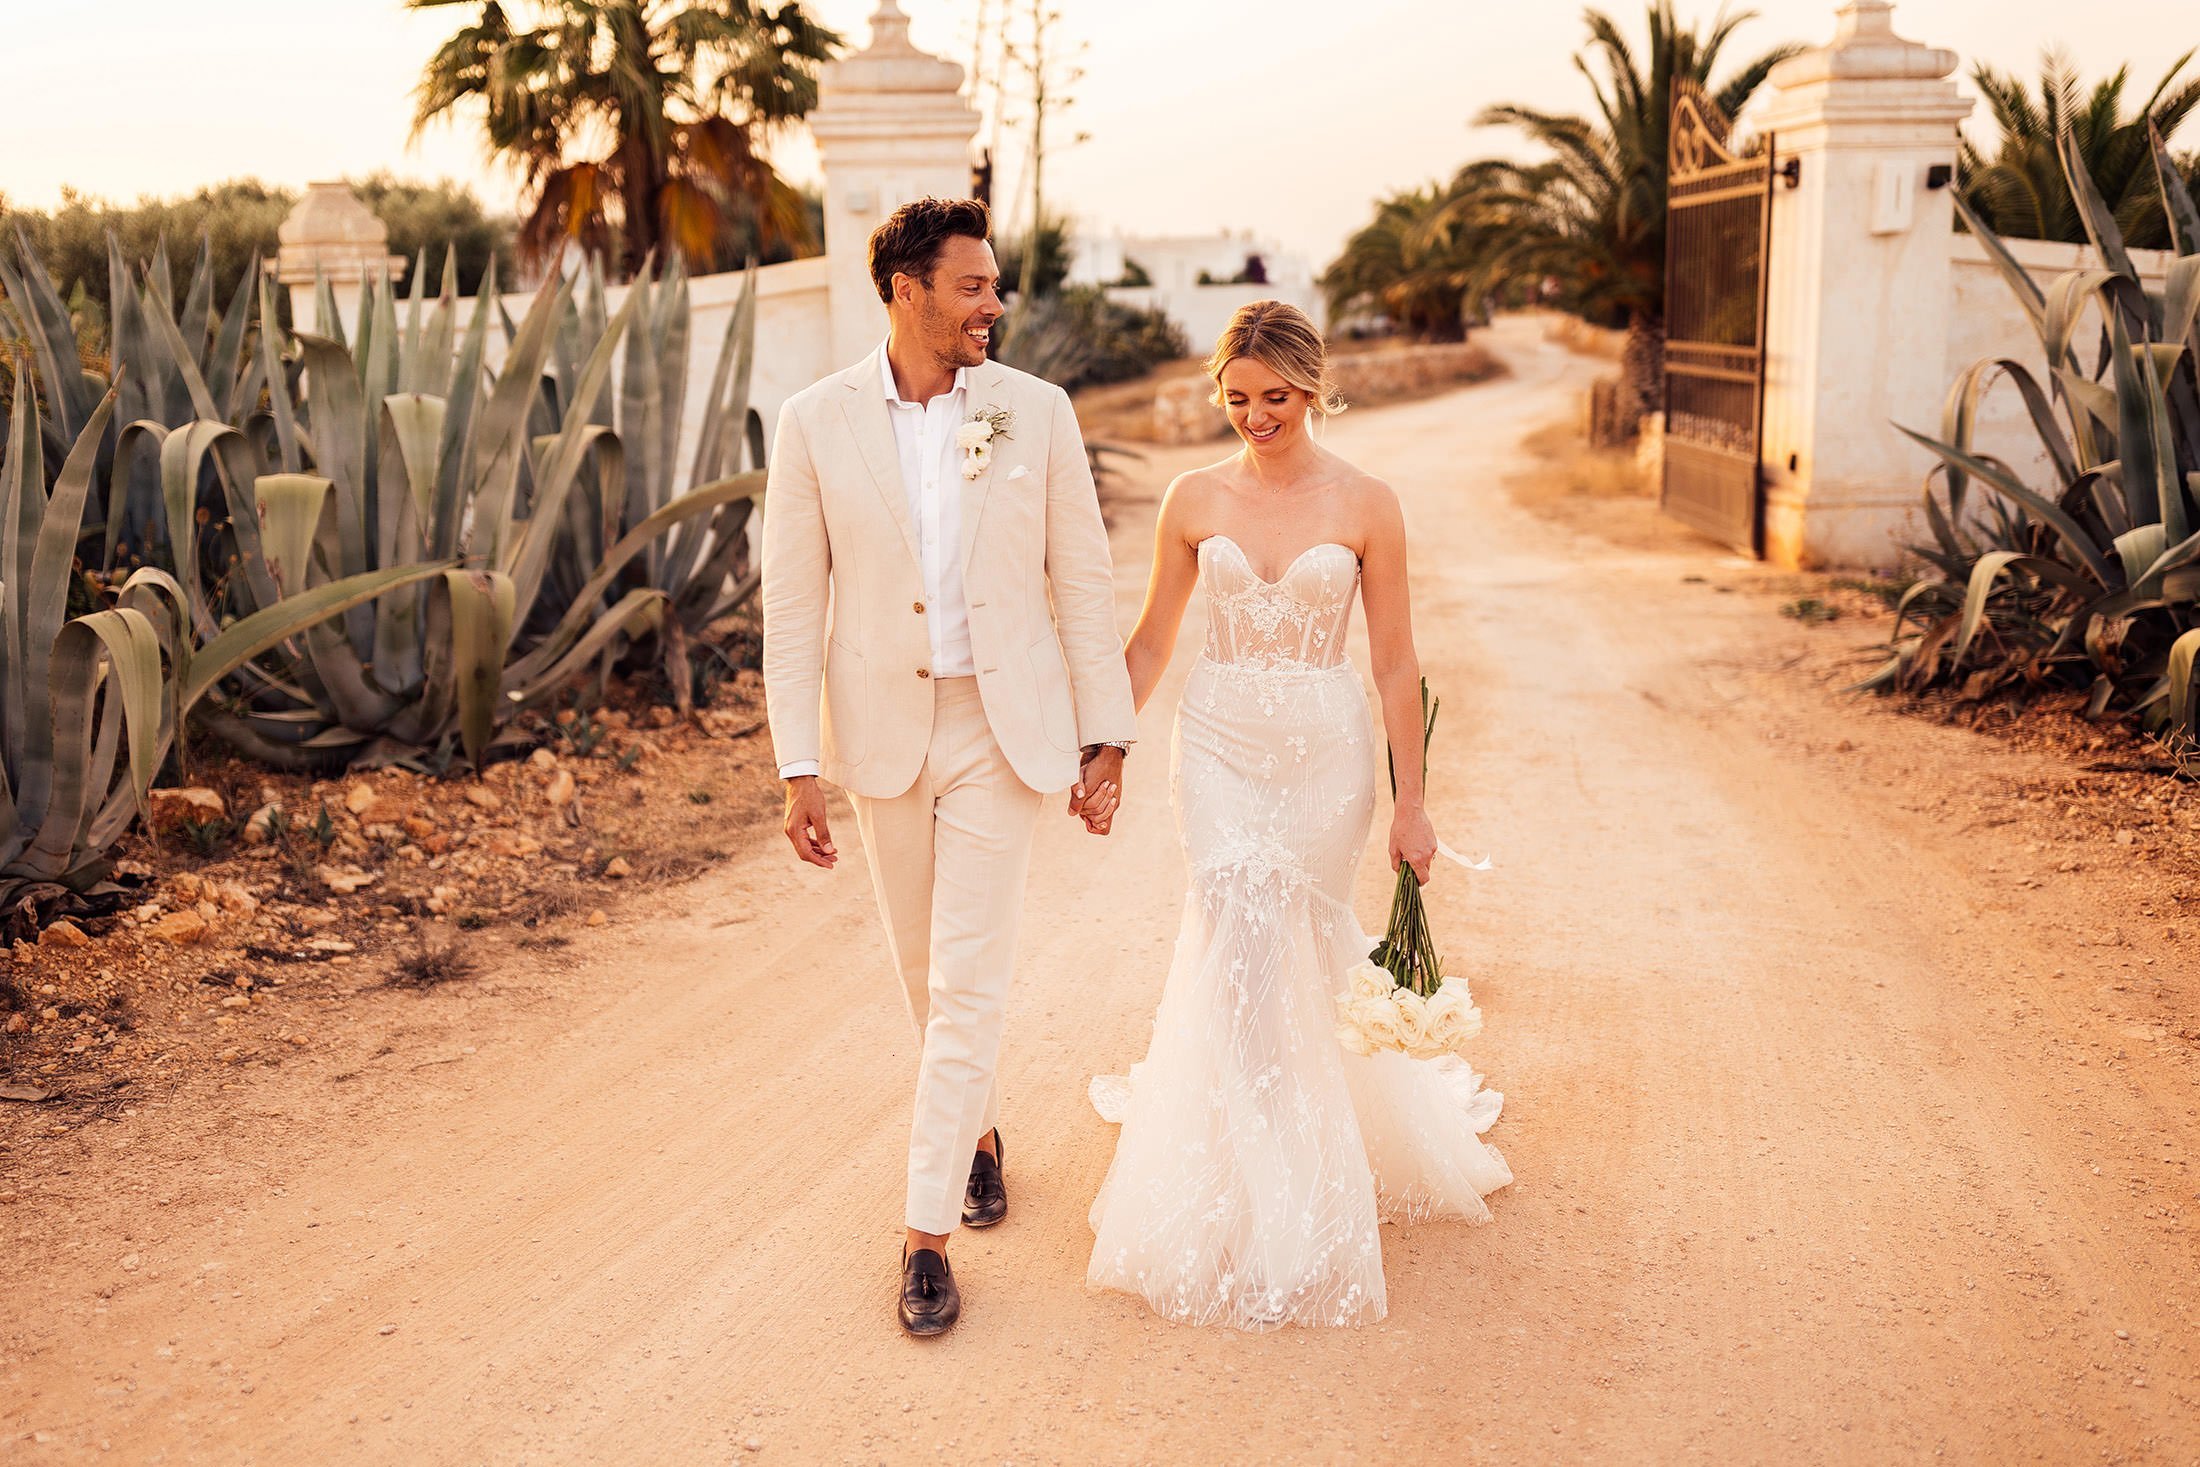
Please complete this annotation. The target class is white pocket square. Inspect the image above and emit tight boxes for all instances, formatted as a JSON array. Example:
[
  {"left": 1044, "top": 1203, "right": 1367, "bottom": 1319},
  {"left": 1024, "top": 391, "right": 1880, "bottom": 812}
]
[{"left": 1007, "top": 465, "right": 1030, "bottom": 482}]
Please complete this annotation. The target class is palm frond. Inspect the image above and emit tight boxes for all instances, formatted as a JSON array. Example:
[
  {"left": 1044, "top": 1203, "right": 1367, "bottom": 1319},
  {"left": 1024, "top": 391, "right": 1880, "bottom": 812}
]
[{"left": 409, "top": 0, "right": 841, "bottom": 278}]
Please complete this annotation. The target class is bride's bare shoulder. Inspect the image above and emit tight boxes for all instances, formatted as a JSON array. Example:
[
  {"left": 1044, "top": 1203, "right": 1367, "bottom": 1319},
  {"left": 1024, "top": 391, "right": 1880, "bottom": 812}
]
[
  {"left": 1331, "top": 464, "right": 1403, "bottom": 521},
  {"left": 1167, "top": 457, "right": 1241, "bottom": 498},
  {"left": 1160, "top": 462, "right": 1234, "bottom": 541}
]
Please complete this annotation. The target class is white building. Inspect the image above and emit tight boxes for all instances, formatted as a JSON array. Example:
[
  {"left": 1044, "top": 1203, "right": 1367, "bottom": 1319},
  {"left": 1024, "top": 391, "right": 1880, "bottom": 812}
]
[{"left": 1067, "top": 229, "right": 1324, "bottom": 350}]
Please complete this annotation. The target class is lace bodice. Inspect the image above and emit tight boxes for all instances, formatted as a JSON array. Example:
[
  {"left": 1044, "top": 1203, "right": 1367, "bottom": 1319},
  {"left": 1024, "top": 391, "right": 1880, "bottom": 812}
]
[{"left": 1198, "top": 535, "right": 1360, "bottom": 671}]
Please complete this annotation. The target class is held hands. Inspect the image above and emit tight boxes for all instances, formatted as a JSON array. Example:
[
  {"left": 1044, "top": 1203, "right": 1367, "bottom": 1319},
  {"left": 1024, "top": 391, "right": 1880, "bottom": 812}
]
[
  {"left": 1389, "top": 802, "right": 1436, "bottom": 886},
  {"left": 782, "top": 776, "right": 838, "bottom": 868},
  {"left": 1070, "top": 746, "right": 1125, "bottom": 835}
]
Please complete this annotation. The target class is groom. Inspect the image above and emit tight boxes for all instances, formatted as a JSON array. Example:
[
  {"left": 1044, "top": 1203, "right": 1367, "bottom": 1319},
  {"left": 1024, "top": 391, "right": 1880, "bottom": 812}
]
[{"left": 760, "top": 196, "right": 1136, "bottom": 1336}]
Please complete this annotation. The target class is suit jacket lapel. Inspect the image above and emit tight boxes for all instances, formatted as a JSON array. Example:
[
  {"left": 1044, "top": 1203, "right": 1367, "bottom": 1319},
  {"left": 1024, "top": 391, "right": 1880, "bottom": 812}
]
[
  {"left": 838, "top": 362, "right": 919, "bottom": 566},
  {"left": 957, "top": 361, "right": 1011, "bottom": 571}
]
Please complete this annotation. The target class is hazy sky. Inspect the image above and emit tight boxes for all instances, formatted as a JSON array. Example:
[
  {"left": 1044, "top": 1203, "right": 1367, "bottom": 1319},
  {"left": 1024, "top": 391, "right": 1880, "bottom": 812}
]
[{"left": 5, "top": 0, "right": 2193, "bottom": 268}]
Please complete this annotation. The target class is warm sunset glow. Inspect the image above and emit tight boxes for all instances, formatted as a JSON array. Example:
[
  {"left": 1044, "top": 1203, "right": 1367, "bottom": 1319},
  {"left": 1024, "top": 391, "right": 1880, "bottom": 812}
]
[{"left": 5, "top": 0, "right": 2191, "bottom": 263}]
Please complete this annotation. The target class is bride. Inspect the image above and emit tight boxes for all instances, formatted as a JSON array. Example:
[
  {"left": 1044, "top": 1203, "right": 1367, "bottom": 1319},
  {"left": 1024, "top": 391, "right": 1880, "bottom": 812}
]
[{"left": 1083, "top": 301, "right": 1511, "bottom": 1331}]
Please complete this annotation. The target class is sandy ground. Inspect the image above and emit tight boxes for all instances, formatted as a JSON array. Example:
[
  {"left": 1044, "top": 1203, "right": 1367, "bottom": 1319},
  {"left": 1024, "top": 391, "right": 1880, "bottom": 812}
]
[{"left": 5, "top": 317, "right": 2198, "bottom": 1465}]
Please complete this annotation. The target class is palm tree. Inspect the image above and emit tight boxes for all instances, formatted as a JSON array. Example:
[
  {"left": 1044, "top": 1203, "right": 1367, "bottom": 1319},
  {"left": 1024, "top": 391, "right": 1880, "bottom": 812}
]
[
  {"left": 1345, "top": 2, "right": 1800, "bottom": 419},
  {"left": 1959, "top": 49, "right": 2200, "bottom": 249},
  {"left": 410, "top": 0, "right": 841, "bottom": 279},
  {"left": 1321, "top": 170, "right": 1519, "bottom": 338}
]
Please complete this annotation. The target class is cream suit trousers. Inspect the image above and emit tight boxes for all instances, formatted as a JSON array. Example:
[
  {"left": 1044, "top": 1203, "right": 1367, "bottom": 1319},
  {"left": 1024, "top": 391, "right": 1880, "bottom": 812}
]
[{"left": 850, "top": 676, "right": 1045, "bottom": 1235}]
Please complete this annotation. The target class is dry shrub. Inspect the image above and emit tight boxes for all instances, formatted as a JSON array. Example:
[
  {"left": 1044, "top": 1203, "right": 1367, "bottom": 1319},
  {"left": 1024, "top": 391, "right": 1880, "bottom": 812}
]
[
  {"left": 1520, "top": 422, "right": 1647, "bottom": 500},
  {"left": 389, "top": 937, "right": 479, "bottom": 990}
]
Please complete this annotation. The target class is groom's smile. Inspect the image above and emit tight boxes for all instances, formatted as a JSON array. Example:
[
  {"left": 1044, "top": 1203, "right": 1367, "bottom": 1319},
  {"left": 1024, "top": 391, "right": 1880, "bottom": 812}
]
[{"left": 906, "top": 234, "right": 1003, "bottom": 375}]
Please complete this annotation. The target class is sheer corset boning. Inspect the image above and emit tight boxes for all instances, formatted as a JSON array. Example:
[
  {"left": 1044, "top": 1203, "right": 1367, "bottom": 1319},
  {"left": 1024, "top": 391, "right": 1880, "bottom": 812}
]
[{"left": 1195, "top": 536, "right": 1358, "bottom": 671}]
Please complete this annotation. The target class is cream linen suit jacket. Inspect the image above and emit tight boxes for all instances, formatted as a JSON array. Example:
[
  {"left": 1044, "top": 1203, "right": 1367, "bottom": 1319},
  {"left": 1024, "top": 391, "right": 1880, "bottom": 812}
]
[{"left": 760, "top": 354, "right": 1137, "bottom": 799}]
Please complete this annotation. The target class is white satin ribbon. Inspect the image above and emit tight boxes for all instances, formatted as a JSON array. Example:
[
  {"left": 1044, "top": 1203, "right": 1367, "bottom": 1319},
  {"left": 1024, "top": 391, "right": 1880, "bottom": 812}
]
[{"left": 1437, "top": 839, "right": 1493, "bottom": 871}]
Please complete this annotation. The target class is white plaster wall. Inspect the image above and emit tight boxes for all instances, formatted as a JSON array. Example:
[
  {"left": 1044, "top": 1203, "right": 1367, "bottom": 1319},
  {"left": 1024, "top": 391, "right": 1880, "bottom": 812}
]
[
  {"left": 1945, "top": 234, "right": 2174, "bottom": 503},
  {"left": 689, "top": 257, "right": 837, "bottom": 463}
]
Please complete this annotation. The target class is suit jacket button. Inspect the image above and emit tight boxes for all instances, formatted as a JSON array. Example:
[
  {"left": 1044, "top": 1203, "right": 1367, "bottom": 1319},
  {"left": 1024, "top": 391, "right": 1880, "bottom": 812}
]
[
  {"left": 913, "top": 600, "right": 926, "bottom": 614},
  {"left": 917, "top": 668, "right": 930, "bottom": 679}
]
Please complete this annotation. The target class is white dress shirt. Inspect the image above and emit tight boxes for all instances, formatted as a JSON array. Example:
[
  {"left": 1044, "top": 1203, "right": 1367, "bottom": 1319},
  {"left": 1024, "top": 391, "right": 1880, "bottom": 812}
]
[{"left": 779, "top": 343, "right": 977, "bottom": 780}]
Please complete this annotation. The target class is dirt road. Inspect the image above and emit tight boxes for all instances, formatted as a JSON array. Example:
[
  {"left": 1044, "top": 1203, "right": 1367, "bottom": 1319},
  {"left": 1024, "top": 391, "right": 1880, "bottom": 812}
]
[{"left": 6, "top": 317, "right": 2198, "bottom": 1464}]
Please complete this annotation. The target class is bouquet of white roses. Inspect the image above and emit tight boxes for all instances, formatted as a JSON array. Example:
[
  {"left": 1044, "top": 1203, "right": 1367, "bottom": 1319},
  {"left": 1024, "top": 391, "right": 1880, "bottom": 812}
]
[{"left": 1335, "top": 680, "right": 1485, "bottom": 1061}]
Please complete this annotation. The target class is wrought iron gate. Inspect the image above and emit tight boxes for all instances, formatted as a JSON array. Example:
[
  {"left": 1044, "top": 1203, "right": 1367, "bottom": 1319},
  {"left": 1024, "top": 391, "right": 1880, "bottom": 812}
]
[{"left": 1662, "top": 83, "right": 1775, "bottom": 556}]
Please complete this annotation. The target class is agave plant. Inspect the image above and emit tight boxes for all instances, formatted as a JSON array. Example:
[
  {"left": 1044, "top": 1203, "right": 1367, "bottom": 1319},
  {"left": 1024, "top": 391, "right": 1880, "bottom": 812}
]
[
  {"left": 1, "top": 362, "right": 446, "bottom": 925},
  {"left": 525, "top": 252, "right": 769, "bottom": 712},
  {"left": 5, "top": 229, "right": 770, "bottom": 774},
  {"left": 191, "top": 258, "right": 764, "bottom": 770},
  {"left": 1868, "top": 122, "right": 2200, "bottom": 752},
  {"left": 0, "top": 232, "right": 271, "bottom": 578}
]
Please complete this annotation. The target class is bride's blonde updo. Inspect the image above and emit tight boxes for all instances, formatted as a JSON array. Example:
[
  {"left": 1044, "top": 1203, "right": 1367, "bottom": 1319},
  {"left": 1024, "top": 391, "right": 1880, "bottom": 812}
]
[{"left": 1205, "top": 300, "right": 1347, "bottom": 418}]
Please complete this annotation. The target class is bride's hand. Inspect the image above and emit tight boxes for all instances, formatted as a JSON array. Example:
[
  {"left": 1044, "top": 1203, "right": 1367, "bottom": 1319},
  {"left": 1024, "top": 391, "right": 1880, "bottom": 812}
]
[{"left": 1389, "top": 805, "right": 1436, "bottom": 885}]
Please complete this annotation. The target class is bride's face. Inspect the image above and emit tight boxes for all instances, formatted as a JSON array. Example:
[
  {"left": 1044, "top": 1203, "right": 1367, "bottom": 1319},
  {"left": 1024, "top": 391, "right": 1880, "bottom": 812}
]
[{"left": 1219, "top": 357, "right": 1312, "bottom": 455}]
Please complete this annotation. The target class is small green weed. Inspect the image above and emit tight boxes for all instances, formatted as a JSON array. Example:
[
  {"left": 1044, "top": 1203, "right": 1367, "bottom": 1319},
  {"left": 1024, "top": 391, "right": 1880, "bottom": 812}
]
[
  {"left": 553, "top": 694, "right": 609, "bottom": 758},
  {"left": 179, "top": 816, "right": 233, "bottom": 857},
  {"left": 1781, "top": 597, "right": 1840, "bottom": 624},
  {"left": 1829, "top": 575, "right": 1911, "bottom": 610}
]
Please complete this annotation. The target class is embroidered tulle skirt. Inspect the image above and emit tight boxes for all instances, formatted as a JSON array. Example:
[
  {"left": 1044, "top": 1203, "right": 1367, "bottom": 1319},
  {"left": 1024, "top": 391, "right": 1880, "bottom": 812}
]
[{"left": 1087, "top": 657, "right": 1510, "bottom": 1330}]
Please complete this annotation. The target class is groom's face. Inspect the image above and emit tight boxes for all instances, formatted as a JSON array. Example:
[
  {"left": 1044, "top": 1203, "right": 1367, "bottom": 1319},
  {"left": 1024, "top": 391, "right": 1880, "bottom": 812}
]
[{"left": 896, "top": 235, "right": 1003, "bottom": 371}]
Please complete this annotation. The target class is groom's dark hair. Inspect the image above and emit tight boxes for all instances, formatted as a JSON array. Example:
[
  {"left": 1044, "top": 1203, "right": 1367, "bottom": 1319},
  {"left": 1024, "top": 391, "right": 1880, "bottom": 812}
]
[{"left": 869, "top": 197, "right": 993, "bottom": 304}]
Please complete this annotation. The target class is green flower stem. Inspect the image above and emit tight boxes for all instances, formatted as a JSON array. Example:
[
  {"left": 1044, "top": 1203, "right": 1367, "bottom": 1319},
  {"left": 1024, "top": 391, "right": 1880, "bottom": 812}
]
[{"left": 1373, "top": 678, "right": 1447, "bottom": 998}]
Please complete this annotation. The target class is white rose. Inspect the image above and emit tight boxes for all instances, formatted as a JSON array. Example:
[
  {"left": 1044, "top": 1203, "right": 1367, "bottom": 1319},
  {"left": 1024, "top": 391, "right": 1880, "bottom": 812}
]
[
  {"left": 1394, "top": 987, "right": 1430, "bottom": 1038},
  {"left": 1397, "top": 989, "right": 1456, "bottom": 1059},
  {"left": 1335, "top": 1018, "right": 1377, "bottom": 1056},
  {"left": 1422, "top": 981, "right": 1483, "bottom": 1052},
  {"left": 955, "top": 420, "right": 993, "bottom": 450},
  {"left": 1350, "top": 994, "right": 1409, "bottom": 1053},
  {"left": 1346, "top": 959, "right": 1394, "bottom": 1001}
]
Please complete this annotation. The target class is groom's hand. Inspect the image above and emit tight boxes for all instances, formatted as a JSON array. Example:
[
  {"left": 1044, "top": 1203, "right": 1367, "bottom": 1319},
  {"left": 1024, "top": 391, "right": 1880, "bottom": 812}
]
[
  {"left": 1071, "top": 746, "right": 1124, "bottom": 834},
  {"left": 783, "top": 776, "right": 838, "bottom": 868}
]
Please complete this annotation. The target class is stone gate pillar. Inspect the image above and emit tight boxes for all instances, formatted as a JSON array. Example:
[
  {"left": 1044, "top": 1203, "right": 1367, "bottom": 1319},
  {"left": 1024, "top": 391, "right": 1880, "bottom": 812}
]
[
  {"left": 272, "top": 181, "right": 405, "bottom": 338},
  {"left": 807, "top": 0, "right": 982, "bottom": 370},
  {"left": 1750, "top": 1, "right": 1972, "bottom": 568}
]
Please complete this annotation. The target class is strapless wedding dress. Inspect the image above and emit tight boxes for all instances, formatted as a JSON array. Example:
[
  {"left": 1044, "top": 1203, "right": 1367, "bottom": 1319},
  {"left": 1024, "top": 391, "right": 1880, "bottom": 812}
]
[{"left": 1087, "top": 535, "right": 1510, "bottom": 1331}]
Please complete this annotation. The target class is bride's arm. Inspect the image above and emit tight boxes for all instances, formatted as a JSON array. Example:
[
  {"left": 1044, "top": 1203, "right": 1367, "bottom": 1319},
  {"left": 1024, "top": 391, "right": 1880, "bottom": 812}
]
[
  {"left": 1124, "top": 479, "right": 1202, "bottom": 713},
  {"left": 1359, "top": 484, "right": 1437, "bottom": 883}
]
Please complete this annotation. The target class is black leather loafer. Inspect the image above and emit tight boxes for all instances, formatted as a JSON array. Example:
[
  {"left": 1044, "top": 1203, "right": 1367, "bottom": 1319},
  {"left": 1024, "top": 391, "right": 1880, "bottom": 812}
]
[
  {"left": 963, "top": 1128, "right": 1006, "bottom": 1228},
  {"left": 898, "top": 1247, "right": 960, "bottom": 1337}
]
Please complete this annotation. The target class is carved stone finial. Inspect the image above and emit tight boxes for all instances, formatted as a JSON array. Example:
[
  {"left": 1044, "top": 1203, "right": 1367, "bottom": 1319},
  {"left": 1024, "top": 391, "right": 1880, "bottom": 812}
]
[
  {"left": 1833, "top": 0, "right": 1895, "bottom": 41},
  {"left": 869, "top": 0, "right": 915, "bottom": 54},
  {"left": 1767, "top": 1, "right": 1959, "bottom": 89},
  {"left": 816, "top": 0, "right": 965, "bottom": 98},
  {"left": 273, "top": 181, "right": 405, "bottom": 287}
]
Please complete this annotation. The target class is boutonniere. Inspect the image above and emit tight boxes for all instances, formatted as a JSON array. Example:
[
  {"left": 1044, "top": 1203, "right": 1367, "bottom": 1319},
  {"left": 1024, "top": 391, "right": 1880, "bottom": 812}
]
[{"left": 956, "top": 405, "right": 1014, "bottom": 480}]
